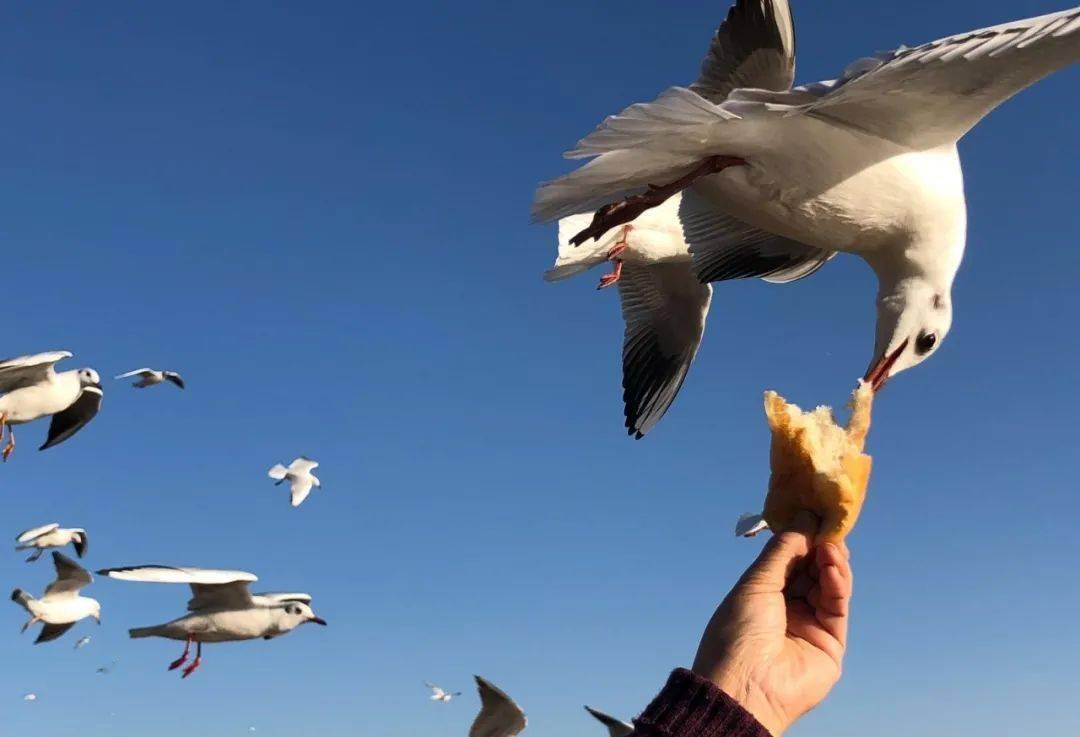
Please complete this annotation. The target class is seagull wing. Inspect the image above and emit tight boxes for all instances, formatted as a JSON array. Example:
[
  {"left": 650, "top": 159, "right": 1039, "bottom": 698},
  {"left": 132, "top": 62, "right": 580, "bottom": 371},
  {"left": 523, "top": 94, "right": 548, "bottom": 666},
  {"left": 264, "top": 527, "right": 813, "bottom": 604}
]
[
  {"left": 35, "top": 621, "right": 76, "bottom": 644},
  {"left": 114, "top": 369, "right": 155, "bottom": 380},
  {"left": 691, "top": 0, "right": 796, "bottom": 103},
  {"left": 584, "top": 706, "right": 635, "bottom": 737},
  {"left": 96, "top": 565, "right": 257, "bottom": 610},
  {"left": 618, "top": 261, "right": 712, "bottom": 439},
  {"left": 290, "top": 477, "right": 315, "bottom": 507},
  {"left": 43, "top": 552, "right": 92, "bottom": 599},
  {"left": 163, "top": 372, "right": 185, "bottom": 389},
  {"left": 251, "top": 592, "right": 312, "bottom": 606},
  {"left": 16, "top": 523, "right": 60, "bottom": 544},
  {"left": 289, "top": 457, "right": 319, "bottom": 473},
  {"left": 0, "top": 351, "right": 72, "bottom": 394},
  {"left": 187, "top": 581, "right": 255, "bottom": 611},
  {"left": 71, "top": 530, "right": 88, "bottom": 558},
  {"left": 39, "top": 386, "right": 103, "bottom": 451},
  {"left": 470, "top": 676, "right": 527, "bottom": 737},
  {"left": 801, "top": 7, "right": 1080, "bottom": 149}
]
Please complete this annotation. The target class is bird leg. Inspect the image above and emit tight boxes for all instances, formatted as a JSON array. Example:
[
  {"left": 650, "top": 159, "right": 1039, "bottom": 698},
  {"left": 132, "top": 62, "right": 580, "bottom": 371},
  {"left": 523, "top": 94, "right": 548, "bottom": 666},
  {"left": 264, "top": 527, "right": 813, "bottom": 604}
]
[
  {"left": 25, "top": 549, "right": 43, "bottom": 563},
  {"left": 571, "top": 155, "right": 748, "bottom": 247},
  {"left": 168, "top": 636, "right": 193, "bottom": 671},
  {"left": 0, "top": 416, "right": 12, "bottom": 462},
  {"left": 181, "top": 641, "right": 202, "bottom": 679},
  {"left": 597, "top": 226, "right": 631, "bottom": 290},
  {"left": 21, "top": 616, "right": 41, "bottom": 634}
]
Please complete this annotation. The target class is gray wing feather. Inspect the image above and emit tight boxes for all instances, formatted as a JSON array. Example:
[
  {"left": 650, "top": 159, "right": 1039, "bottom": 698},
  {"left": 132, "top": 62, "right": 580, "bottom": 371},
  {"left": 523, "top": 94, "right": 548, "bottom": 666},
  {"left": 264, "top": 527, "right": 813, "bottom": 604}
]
[
  {"left": 44, "top": 552, "right": 92, "bottom": 598},
  {"left": 691, "top": 0, "right": 796, "bottom": 102},
  {"left": 470, "top": 676, "right": 527, "bottom": 737}
]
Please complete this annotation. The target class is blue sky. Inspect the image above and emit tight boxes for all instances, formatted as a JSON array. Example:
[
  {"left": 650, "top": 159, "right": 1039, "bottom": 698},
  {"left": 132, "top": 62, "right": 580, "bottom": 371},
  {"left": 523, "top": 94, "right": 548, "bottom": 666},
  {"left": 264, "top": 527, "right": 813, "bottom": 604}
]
[{"left": 0, "top": 1, "right": 1076, "bottom": 735}]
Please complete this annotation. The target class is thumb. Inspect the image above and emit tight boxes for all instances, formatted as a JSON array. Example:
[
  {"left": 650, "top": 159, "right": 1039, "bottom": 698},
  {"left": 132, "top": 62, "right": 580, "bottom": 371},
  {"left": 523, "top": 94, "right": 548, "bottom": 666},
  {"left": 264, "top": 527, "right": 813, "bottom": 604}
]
[{"left": 740, "top": 511, "right": 819, "bottom": 591}]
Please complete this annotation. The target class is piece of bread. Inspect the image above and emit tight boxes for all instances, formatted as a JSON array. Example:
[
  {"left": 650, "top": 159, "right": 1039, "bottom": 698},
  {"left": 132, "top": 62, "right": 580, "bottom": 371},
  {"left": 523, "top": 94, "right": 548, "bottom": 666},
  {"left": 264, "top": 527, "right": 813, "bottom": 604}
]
[{"left": 761, "top": 382, "right": 874, "bottom": 543}]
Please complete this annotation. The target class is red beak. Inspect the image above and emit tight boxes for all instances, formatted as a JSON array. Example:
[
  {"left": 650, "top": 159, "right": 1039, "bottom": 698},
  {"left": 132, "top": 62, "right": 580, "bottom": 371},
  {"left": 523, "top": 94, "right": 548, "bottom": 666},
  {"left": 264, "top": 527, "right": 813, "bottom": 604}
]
[{"left": 864, "top": 339, "right": 909, "bottom": 393}]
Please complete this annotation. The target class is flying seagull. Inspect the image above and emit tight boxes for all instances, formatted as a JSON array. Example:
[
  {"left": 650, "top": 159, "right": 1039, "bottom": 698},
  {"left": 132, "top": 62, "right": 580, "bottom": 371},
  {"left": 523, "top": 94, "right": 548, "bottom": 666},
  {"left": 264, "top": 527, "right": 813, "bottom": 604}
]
[
  {"left": 11, "top": 552, "right": 101, "bottom": 644},
  {"left": 15, "top": 523, "right": 89, "bottom": 562},
  {"left": 426, "top": 682, "right": 463, "bottom": 702},
  {"left": 534, "top": 2, "right": 1079, "bottom": 421},
  {"left": 0, "top": 351, "right": 103, "bottom": 460},
  {"left": 115, "top": 368, "right": 186, "bottom": 390},
  {"left": 470, "top": 676, "right": 527, "bottom": 737},
  {"left": 96, "top": 565, "right": 326, "bottom": 678},
  {"left": 584, "top": 706, "right": 635, "bottom": 737},
  {"left": 268, "top": 457, "right": 321, "bottom": 507},
  {"left": 74, "top": 635, "right": 92, "bottom": 650}
]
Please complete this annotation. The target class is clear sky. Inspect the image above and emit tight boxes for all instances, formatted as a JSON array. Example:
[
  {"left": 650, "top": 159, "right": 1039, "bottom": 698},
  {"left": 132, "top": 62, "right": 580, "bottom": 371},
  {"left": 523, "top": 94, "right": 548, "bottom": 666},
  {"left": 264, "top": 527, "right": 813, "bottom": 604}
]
[{"left": 0, "top": 1, "right": 1076, "bottom": 735}]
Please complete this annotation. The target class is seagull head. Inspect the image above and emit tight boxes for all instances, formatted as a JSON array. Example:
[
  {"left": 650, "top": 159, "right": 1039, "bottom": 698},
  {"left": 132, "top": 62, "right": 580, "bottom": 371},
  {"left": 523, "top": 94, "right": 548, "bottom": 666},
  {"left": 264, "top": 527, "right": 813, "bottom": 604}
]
[
  {"left": 866, "top": 278, "right": 952, "bottom": 392},
  {"left": 281, "top": 601, "right": 327, "bottom": 629},
  {"left": 78, "top": 368, "right": 102, "bottom": 388}
]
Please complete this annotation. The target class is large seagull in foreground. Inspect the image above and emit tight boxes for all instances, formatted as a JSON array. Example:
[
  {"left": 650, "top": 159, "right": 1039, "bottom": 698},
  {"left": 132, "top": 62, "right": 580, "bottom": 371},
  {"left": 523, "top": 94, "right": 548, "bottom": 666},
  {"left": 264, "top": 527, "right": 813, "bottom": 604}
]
[{"left": 536, "top": 1, "right": 1078, "bottom": 437}]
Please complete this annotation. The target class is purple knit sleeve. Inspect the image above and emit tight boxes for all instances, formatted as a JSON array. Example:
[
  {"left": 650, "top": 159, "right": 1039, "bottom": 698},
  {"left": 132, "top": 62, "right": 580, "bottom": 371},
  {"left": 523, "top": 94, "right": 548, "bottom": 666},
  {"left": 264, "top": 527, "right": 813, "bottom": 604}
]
[{"left": 632, "top": 669, "right": 772, "bottom": 737}]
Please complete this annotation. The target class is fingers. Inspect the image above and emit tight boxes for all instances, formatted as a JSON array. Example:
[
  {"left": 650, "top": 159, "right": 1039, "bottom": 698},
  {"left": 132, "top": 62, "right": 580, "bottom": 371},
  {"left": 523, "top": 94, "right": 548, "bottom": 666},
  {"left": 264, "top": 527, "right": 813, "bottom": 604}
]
[
  {"left": 811, "top": 543, "right": 853, "bottom": 650},
  {"left": 741, "top": 511, "right": 818, "bottom": 592}
]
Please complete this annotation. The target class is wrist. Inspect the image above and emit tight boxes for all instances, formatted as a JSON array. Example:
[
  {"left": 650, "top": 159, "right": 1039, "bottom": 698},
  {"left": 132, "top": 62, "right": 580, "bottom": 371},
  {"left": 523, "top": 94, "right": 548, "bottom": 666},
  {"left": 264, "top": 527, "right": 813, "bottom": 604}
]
[{"left": 698, "top": 664, "right": 786, "bottom": 736}]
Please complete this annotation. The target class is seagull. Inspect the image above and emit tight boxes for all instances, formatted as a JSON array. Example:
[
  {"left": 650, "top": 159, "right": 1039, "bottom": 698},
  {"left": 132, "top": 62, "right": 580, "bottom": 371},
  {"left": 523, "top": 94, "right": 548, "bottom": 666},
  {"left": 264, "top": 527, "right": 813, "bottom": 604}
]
[
  {"left": 584, "top": 706, "right": 635, "bottom": 737},
  {"left": 23, "top": 693, "right": 36, "bottom": 702},
  {"left": 114, "top": 368, "right": 186, "bottom": 390},
  {"left": 470, "top": 676, "right": 527, "bottom": 737},
  {"left": 15, "top": 523, "right": 89, "bottom": 562},
  {"left": 426, "top": 682, "right": 463, "bottom": 702},
  {"left": 0, "top": 351, "right": 103, "bottom": 460},
  {"left": 96, "top": 565, "right": 326, "bottom": 678},
  {"left": 74, "top": 635, "right": 92, "bottom": 650},
  {"left": 268, "top": 457, "right": 321, "bottom": 507},
  {"left": 534, "top": 2, "right": 1080, "bottom": 413},
  {"left": 95, "top": 660, "right": 118, "bottom": 675},
  {"left": 10, "top": 552, "right": 101, "bottom": 644}
]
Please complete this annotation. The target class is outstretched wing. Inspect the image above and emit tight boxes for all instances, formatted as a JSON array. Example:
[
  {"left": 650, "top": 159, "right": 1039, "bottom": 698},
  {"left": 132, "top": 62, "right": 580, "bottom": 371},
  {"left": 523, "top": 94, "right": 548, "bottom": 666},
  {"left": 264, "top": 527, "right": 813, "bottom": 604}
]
[
  {"left": 44, "top": 553, "right": 92, "bottom": 599},
  {"left": 691, "top": 0, "right": 796, "bottom": 103},
  {"left": 35, "top": 621, "right": 76, "bottom": 644},
  {"left": 801, "top": 7, "right": 1080, "bottom": 148},
  {"left": 470, "top": 676, "right": 527, "bottom": 737},
  {"left": 163, "top": 372, "right": 186, "bottom": 389},
  {"left": 40, "top": 386, "right": 103, "bottom": 451},
  {"left": 95, "top": 564, "right": 258, "bottom": 612},
  {"left": 72, "top": 530, "right": 89, "bottom": 558},
  {"left": 16, "top": 523, "right": 59, "bottom": 544},
  {"left": 0, "top": 351, "right": 72, "bottom": 394},
  {"left": 114, "top": 369, "right": 155, "bottom": 380},
  {"left": 618, "top": 262, "right": 712, "bottom": 439}
]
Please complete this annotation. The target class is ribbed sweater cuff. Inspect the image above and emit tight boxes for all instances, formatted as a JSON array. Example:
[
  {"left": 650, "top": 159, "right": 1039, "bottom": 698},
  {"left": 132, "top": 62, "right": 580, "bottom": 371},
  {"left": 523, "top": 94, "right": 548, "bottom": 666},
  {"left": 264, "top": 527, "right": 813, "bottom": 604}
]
[{"left": 633, "top": 669, "right": 772, "bottom": 737}]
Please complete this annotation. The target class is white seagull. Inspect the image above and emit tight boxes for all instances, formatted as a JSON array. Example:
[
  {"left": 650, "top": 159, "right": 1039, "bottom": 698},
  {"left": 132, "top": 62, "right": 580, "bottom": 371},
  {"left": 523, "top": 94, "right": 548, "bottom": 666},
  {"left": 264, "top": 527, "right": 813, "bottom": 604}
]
[
  {"left": 114, "top": 368, "right": 186, "bottom": 390},
  {"left": 96, "top": 565, "right": 326, "bottom": 679},
  {"left": 15, "top": 523, "right": 89, "bottom": 562},
  {"left": 268, "top": 457, "right": 321, "bottom": 507},
  {"left": 534, "top": 2, "right": 1079, "bottom": 414},
  {"left": 0, "top": 351, "right": 103, "bottom": 460},
  {"left": 74, "top": 635, "right": 92, "bottom": 650},
  {"left": 470, "top": 676, "right": 527, "bottom": 737},
  {"left": 584, "top": 706, "right": 635, "bottom": 737},
  {"left": 10, "top": 552, "right": 101, "bottom": 644},
  {"left": 426, "top": 682, "right": 463, "bottom": 702}
]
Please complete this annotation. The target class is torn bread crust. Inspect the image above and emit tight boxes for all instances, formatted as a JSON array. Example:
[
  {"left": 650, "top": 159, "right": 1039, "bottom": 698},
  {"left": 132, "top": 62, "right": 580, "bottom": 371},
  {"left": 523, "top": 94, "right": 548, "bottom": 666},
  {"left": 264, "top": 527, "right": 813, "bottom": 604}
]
[{"left": 761, "top": 382, "right": 874, "bottom": 543}]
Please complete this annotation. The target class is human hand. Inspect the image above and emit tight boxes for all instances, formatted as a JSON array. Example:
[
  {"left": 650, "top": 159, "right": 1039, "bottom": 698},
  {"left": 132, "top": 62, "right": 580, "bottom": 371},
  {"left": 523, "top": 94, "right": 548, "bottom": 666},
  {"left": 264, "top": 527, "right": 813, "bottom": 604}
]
[{"left": 692, "top": 511, "right": 852, "bottom": 735}]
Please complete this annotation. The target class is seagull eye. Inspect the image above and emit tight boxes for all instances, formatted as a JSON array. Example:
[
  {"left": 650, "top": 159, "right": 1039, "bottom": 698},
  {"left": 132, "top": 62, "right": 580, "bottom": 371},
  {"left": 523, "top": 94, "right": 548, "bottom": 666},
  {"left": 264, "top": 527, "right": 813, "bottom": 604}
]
[{"left": 915, "top": 332, "right": 937, "bottom": 355}]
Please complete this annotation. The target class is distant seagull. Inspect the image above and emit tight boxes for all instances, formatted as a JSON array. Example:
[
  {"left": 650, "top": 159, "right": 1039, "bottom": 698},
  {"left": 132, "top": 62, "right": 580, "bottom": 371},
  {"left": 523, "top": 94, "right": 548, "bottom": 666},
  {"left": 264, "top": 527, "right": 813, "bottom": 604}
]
[
  {"left": 114, "top": 368, "right": 185, "bottom": 390},
  {"left": 15, "top": 523, "right": 89, "bottom": 562},
  {"left": 470, "top": 676, "right": 527, "bottom": 737},
  {"left": 96, "top": 660, "right": 118, "bottom": 675},
  {"left": 0, "top": 351, "right": 103, "bottom": 460},
  {"left": 534, "top": 2, "right": 1080, "bottom": 411},
  {"left": 74, "top": 635, "right": 92, "bottom": 650},
  {"left": 426, "top": 682, "right": 462, "bottom": 702},
  {"left": 23, "top": 692, "right": 36, "bottom": 702},
  {"left": 584, "top": 706, "right": 634, "bottom": 737},
  {"left": 11, "top": 552, "right": 101, "bottom": 644},
  {"left": 96, "top": 565, "right": 326, "bottom": 678},
  {"left": 268, "top": 457, "right": 321, "bottom": 507}
]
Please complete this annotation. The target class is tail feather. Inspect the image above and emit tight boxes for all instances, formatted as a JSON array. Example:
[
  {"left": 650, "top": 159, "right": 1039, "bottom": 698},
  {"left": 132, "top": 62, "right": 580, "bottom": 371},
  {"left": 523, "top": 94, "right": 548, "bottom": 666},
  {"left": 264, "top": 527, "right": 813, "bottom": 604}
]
[
  {"left": 129, "top": 626, "right": 162, "bottom": 639},
  {"left": 544, "top": 214, "right": 620, "bottom": 282}
]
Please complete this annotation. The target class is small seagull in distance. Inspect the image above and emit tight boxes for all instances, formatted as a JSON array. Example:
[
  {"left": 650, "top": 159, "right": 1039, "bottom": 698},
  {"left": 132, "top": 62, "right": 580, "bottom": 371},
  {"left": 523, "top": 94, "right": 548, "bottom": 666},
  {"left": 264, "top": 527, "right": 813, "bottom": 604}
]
[
  {"left": 268, "top": 457, "right": 321, "bottom": 507},
  {"left": 11, "top": 552, "right": 101, "bottom": 644},
  {"left": 470, "top": 676, "right": 527, "bottom": 737},
  {"left": 426, "top": 682, "right": 462, "bottom": 702},
  {"left": 115, "top": 368, "right": 185, "bottom": 390},
  {"left": 584, "top": 706, "right": 634, "bottom": 737},
  {"left": 74, "top": 635, "right": 92, "bottom": 650},
  {"left": 16, "top": 523, "right": 88, "bottom": 562},
  {"left": 23, "top": 692, "right": 36, "bottom": 702},
  {"left": 96, "top": 660, "right": 118, "bottom": 675},
  {"left": 0, "top": 351, "right": 103, "bottom": 460}
]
